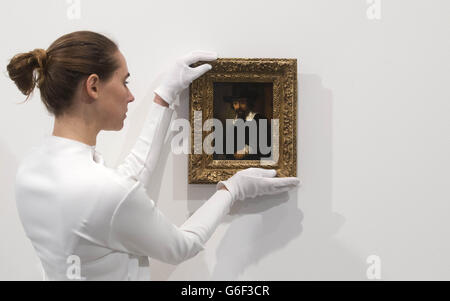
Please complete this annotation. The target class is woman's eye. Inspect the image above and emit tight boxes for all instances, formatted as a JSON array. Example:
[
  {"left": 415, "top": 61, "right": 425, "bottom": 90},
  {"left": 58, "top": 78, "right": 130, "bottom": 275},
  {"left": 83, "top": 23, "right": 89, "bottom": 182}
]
[{"left": 124, "top": 81, "right": 129, "bottom": 86}]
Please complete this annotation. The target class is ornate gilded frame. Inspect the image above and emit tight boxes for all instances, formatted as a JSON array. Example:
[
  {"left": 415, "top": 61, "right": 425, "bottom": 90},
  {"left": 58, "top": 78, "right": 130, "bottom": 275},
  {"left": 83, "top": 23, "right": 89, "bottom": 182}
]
[{"left": 188, "top": 58, "right": 297, "bottom": 184}]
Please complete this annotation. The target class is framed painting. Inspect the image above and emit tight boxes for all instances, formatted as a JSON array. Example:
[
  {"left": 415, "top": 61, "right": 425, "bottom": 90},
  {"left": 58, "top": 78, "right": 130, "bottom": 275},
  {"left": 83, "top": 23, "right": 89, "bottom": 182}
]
[{"left": 188, "top": 58, "right": 297, "bottom": 184}]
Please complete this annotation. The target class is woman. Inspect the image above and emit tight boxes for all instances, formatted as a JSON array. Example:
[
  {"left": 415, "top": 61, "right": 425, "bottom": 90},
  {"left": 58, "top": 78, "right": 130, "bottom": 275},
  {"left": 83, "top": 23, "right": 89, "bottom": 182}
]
[{"left": 7, "top": 30, "right": 300, "bottom": 281}]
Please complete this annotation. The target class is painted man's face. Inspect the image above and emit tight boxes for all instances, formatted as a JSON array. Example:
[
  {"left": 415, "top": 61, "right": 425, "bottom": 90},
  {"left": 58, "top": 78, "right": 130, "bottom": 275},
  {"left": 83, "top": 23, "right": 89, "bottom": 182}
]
[{"left": 233, "top": 98, "right": 248, "bottom": 119}]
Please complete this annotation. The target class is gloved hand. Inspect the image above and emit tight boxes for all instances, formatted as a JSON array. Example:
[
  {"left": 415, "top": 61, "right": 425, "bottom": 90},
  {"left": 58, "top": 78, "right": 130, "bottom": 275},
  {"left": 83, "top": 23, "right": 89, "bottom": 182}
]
[
  {"left": 154, "top": 50, "right": 218, "bottom": 105},
  {"left": 216, "top": 168, "right": 301, "bottom": 204}
]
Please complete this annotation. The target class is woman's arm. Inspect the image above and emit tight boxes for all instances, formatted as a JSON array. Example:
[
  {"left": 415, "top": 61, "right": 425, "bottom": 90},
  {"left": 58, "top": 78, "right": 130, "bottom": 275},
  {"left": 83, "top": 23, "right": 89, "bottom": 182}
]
[
  {"left": 115, "top": 51, "right": 217, "bottom": 190},
  {"left": 108, "top": 181, "right": 234, "bottom": 265},
  {"left": 115, "top": 93, "right": 174, "bottom": 190}
]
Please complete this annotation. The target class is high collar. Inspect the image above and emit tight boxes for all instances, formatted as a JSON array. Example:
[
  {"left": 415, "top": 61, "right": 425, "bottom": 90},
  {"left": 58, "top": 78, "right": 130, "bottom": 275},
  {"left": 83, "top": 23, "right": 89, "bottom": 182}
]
[
  {"left": 47, "top": 134, "right": 96, "bottom": 149},
  {"left": 43, "top": 134, "right": 104, "bottom": 164},
  {"left": 233, "top": 111, "right": 257, "bottom": 125}
]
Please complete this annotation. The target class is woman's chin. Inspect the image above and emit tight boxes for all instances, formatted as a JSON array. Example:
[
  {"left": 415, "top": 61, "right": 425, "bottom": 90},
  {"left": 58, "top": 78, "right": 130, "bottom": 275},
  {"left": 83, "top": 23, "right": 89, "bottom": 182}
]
[{"left": 109, "top": 121, "right": 124, "bottom": 131}]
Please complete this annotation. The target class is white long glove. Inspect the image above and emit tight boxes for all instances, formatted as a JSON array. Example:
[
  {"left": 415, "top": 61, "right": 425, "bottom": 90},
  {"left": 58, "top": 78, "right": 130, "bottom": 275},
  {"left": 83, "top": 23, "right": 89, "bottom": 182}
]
[
  {"left": 216, "top": 168, "right": 301, "bottom": 204},
  {"left": 154, "top": 50, "right": 218, "bottom": 105}
]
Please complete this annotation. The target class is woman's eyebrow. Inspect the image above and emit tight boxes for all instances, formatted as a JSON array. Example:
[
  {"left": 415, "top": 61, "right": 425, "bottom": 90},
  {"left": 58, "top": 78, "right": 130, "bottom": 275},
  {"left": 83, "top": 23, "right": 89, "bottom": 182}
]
[{"left": 124, "top": 72, "right": 130, "bottom": 79}]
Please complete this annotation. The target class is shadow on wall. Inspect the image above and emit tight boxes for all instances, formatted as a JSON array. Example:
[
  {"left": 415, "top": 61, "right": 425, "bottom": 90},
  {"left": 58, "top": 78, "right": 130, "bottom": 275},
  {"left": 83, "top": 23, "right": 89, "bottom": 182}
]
[
  {"left": 261, "top": 73, "right": 365, "bottom": 280},
  {"left": 148, "top": 74, "right": 366, "bottom": 280}
]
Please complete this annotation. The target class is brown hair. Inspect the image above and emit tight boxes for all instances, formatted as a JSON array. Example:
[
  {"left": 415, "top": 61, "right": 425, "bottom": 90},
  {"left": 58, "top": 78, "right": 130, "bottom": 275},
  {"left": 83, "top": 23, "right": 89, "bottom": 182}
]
[{"left": 6, "top": 30, "right": 120, "bottom": 117}]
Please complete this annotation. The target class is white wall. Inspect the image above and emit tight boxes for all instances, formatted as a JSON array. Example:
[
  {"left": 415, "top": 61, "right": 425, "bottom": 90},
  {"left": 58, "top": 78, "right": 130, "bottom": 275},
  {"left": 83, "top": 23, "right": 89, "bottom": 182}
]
[{"left": 1, "top": 0, "right": 449, "bottom": 280}]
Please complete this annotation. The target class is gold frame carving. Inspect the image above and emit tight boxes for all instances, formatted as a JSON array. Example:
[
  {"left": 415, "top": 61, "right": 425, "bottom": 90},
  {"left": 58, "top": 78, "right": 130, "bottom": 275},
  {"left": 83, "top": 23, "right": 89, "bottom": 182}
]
[{"left": 188, "top": 58, "right": 297, "bottom": 184}]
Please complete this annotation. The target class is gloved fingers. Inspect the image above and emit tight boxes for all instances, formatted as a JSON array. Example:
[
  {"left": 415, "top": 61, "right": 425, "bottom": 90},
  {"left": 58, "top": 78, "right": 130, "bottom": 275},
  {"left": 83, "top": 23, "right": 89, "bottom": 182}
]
[
  {"left": 256, "top": 168, "right": 277, "bottom": 178},
  {"left": 241, "top": 167, "right": 276, "bottom": 178},
  {"left": 182, "top": 50, "right": 218, "bottom": 66},
  {"left": 186, "top": 64, "right": 213, "bottom": 82},
  {"left": 265, "top": 177, "right": 301, "bottom": 189},
  {"left": 270, "top": 185, "right": 296, "bottom": 195}
]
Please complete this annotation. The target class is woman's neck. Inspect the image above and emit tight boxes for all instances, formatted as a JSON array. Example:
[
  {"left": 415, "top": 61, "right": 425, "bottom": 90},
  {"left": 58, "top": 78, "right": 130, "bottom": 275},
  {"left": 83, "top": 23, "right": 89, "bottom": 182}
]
[{"left": 52, "top": 114, "right": 99, "bottom": 147}]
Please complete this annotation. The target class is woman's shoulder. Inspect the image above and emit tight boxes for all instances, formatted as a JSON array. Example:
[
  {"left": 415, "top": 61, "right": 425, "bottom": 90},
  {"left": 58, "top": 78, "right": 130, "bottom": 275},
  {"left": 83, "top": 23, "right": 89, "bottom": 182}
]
[
  {"left": 15, "top": 145, "right": 138, "bottom": 210},
  {"left": 98, "top": 167, "right": 140, "bottom": 197}
]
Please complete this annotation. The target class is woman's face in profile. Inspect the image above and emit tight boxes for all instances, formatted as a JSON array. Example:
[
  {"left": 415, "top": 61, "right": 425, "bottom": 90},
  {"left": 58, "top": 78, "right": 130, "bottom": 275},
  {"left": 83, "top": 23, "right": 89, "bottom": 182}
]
[{"left": 94, "top": 50, "right": 135, "bottom": 131}]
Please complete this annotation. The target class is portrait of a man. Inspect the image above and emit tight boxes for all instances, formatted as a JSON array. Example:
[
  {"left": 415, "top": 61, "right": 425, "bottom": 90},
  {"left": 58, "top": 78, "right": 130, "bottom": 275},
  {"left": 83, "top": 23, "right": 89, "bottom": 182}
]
[
  {"left": 213, "top": 82, "right": 273, "bottom": 160},
  {"left": 189, "top": 58, "right": 297, "bottom": 183}
]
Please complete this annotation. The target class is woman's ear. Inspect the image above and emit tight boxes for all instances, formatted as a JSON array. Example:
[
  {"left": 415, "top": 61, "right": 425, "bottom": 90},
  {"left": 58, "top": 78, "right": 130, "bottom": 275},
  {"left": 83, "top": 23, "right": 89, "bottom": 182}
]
[
  {"left": 85, "top": 74, "right": 100, "bottom": 98},
  {"left": 78, "top": 77, "right": 97, "bottom": 104}
]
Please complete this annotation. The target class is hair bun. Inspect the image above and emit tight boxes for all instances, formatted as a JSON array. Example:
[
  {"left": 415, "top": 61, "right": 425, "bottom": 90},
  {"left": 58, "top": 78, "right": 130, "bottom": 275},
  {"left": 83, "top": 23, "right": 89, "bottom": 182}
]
[
  {"left": 31, "top": 48, "right": 47, "bottom": 68},
  {"left": 30, "top": 48, "right": 48, "bottom": 87}
]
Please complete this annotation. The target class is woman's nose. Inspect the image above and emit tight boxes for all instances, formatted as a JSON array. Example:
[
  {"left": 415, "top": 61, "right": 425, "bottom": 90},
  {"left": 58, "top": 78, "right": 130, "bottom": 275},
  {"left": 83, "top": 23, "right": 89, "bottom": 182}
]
[{"left": 128, "top": 91, "right": 135, "bottom": 103}]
